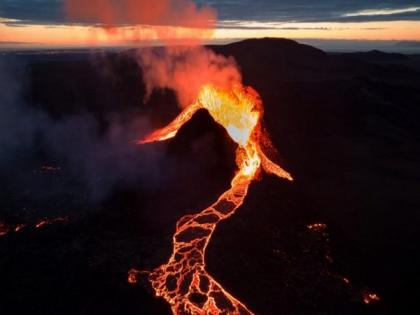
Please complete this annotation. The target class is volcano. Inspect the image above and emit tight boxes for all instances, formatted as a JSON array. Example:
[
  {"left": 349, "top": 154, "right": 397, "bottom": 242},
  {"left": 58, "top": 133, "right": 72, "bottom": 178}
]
[
  {"left": 0, "top": 38, "right": 419, "bottom": 315},
  {"left": 134, "top": 83, "right": 293, "bottom": 314}
]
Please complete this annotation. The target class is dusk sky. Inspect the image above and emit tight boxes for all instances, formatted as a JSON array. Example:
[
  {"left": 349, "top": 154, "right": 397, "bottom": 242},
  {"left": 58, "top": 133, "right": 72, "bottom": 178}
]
[{"left": 1, "top": 0, "right": 420, "bottom": 47}]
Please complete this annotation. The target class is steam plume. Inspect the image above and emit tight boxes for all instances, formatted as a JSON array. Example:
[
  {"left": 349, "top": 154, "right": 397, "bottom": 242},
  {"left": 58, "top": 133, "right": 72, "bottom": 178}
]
[
  {"left": 138, "top": 46, "right": 241, "bottom": 107},
  {"left": 65, "top": 0, "right": 243, "bottom": 109}
]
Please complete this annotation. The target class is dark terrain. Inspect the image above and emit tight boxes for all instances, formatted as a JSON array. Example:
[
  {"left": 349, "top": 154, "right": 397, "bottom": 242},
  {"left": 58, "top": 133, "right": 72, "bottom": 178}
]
[{"left": 0, "top": 38, "right": 419, "bottom": 314}]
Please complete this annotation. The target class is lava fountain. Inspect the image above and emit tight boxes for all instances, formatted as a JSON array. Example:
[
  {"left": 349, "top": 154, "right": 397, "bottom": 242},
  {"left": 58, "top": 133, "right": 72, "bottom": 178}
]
[{"left": 135, "top": 84, "right": 293, "bottom": 314}]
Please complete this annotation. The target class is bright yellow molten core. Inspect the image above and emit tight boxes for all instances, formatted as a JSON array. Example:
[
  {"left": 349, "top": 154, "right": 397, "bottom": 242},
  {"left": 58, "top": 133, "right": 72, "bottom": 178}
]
[{"left": 198, "top": 85, "right": 260, "bottom": 147}]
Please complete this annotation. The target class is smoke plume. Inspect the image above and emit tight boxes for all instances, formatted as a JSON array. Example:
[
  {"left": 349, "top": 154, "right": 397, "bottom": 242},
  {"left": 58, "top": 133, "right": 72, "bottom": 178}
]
[
  {"left": 138, "top": 46, "right": 241, "bottom": 107},
  {"left": 65, "top": 0, "right": 243, "bottom": 108}
]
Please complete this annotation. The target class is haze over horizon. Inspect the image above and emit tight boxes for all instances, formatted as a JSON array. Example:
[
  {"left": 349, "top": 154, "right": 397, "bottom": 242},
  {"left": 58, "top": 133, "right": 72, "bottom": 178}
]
[{"left": 1, "top": 0, "right": 420, "bottom": 51}]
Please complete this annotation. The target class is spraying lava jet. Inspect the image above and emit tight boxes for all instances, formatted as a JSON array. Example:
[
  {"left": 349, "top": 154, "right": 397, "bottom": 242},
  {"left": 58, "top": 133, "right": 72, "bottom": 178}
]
[{"left": 134, "top": 83, "right": 293, "bottom": 315}]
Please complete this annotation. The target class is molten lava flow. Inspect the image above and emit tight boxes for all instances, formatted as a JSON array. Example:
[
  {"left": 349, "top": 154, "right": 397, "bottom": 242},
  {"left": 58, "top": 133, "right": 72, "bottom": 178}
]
[
  {"left": 307, "top": 223, "right": 328, "bottom": 232},
  {"left": 362, "top": 292, "right": 380, "bottom": 305},
  {"left": 35, "top": 216, "right": 68, "bottom": 229},
  {"left": 136, "top": 84, "right": 292, "bottom": 314},
  {"left": 139, "top": 102, "right": 203, "bottom": 144},
  {"left": 0, "top": 222, "right": 9, "bottom": 237},
  {"left": 0, "top": 217, "right": 69, "bottom": 237}
]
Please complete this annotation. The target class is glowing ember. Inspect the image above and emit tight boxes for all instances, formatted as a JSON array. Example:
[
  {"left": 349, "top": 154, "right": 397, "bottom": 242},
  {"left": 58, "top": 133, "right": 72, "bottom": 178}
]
[
  {"left": 128, "top": 269, "right": 140, "bottom": 284},
  {"left": 41, "top": 165, "right": 62, "bottom": 172},
  {"left": 0, "top": 222, "right": 10, "bottom": 237},
  {"left": 0, "top": 217, "right": 68, "bottom": 237},
  {"left": 35, "top": 221, "right": 48, "bottom": 229},
  {"left": 362, "top": 292, "right": 380, "bottom": 304},
  {"left": 342, "top": 277, "right": 350, "bottom": 285},
  {"left": 135, "top": 84, "right": 293, "bottom": 314},
  {"left": 307, "top": 223, "right": 327, "bottom": 232},
  {"left": 14, "top": 224, "right": 27, "bottom": 232},
  {"left": 35, "top": 217, "right": 68, "bottom": 229}
]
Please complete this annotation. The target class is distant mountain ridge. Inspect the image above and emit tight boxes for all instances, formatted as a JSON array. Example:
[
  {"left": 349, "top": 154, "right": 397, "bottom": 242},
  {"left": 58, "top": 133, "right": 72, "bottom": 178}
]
[{"left": 394, "top": 41, "right": 420, "bottom": 48}]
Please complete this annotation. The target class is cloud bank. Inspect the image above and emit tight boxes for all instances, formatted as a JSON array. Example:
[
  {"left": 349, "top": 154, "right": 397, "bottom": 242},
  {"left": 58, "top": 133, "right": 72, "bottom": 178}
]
[{"left": 1, "top": 0, "right": 420, "bottom": 27}]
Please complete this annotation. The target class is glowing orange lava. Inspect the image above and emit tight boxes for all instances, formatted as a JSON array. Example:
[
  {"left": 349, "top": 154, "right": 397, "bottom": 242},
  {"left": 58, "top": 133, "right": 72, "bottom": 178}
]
[
  {"left": 363, "top": 292, "right": 380, "bottom": 305},
  {"left": 307, "top": 223, "right": 327, "bottom": 232},
  {"left": 135, "top": 84, "right": 292, "bottom": 314},
  {"left": 41, "top": 165, "right": 62, "bottom": 173},
  {"left": 14, "top": 224, "right": 27, "bottom": 232},
  {"left": 0, "top": 222, "right": 9, "bottom": 237},
  {"left": 35, "top": 216, "right": 68, "bottom": 229},
  {"left": 0, "top": 217, "right": 68, "bottom": 237}
]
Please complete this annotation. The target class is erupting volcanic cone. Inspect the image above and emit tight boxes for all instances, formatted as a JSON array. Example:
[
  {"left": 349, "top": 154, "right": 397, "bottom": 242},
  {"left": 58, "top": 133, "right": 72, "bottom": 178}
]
[{"left": 134, "top": 84, "right": 293, "bottom": 315}]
